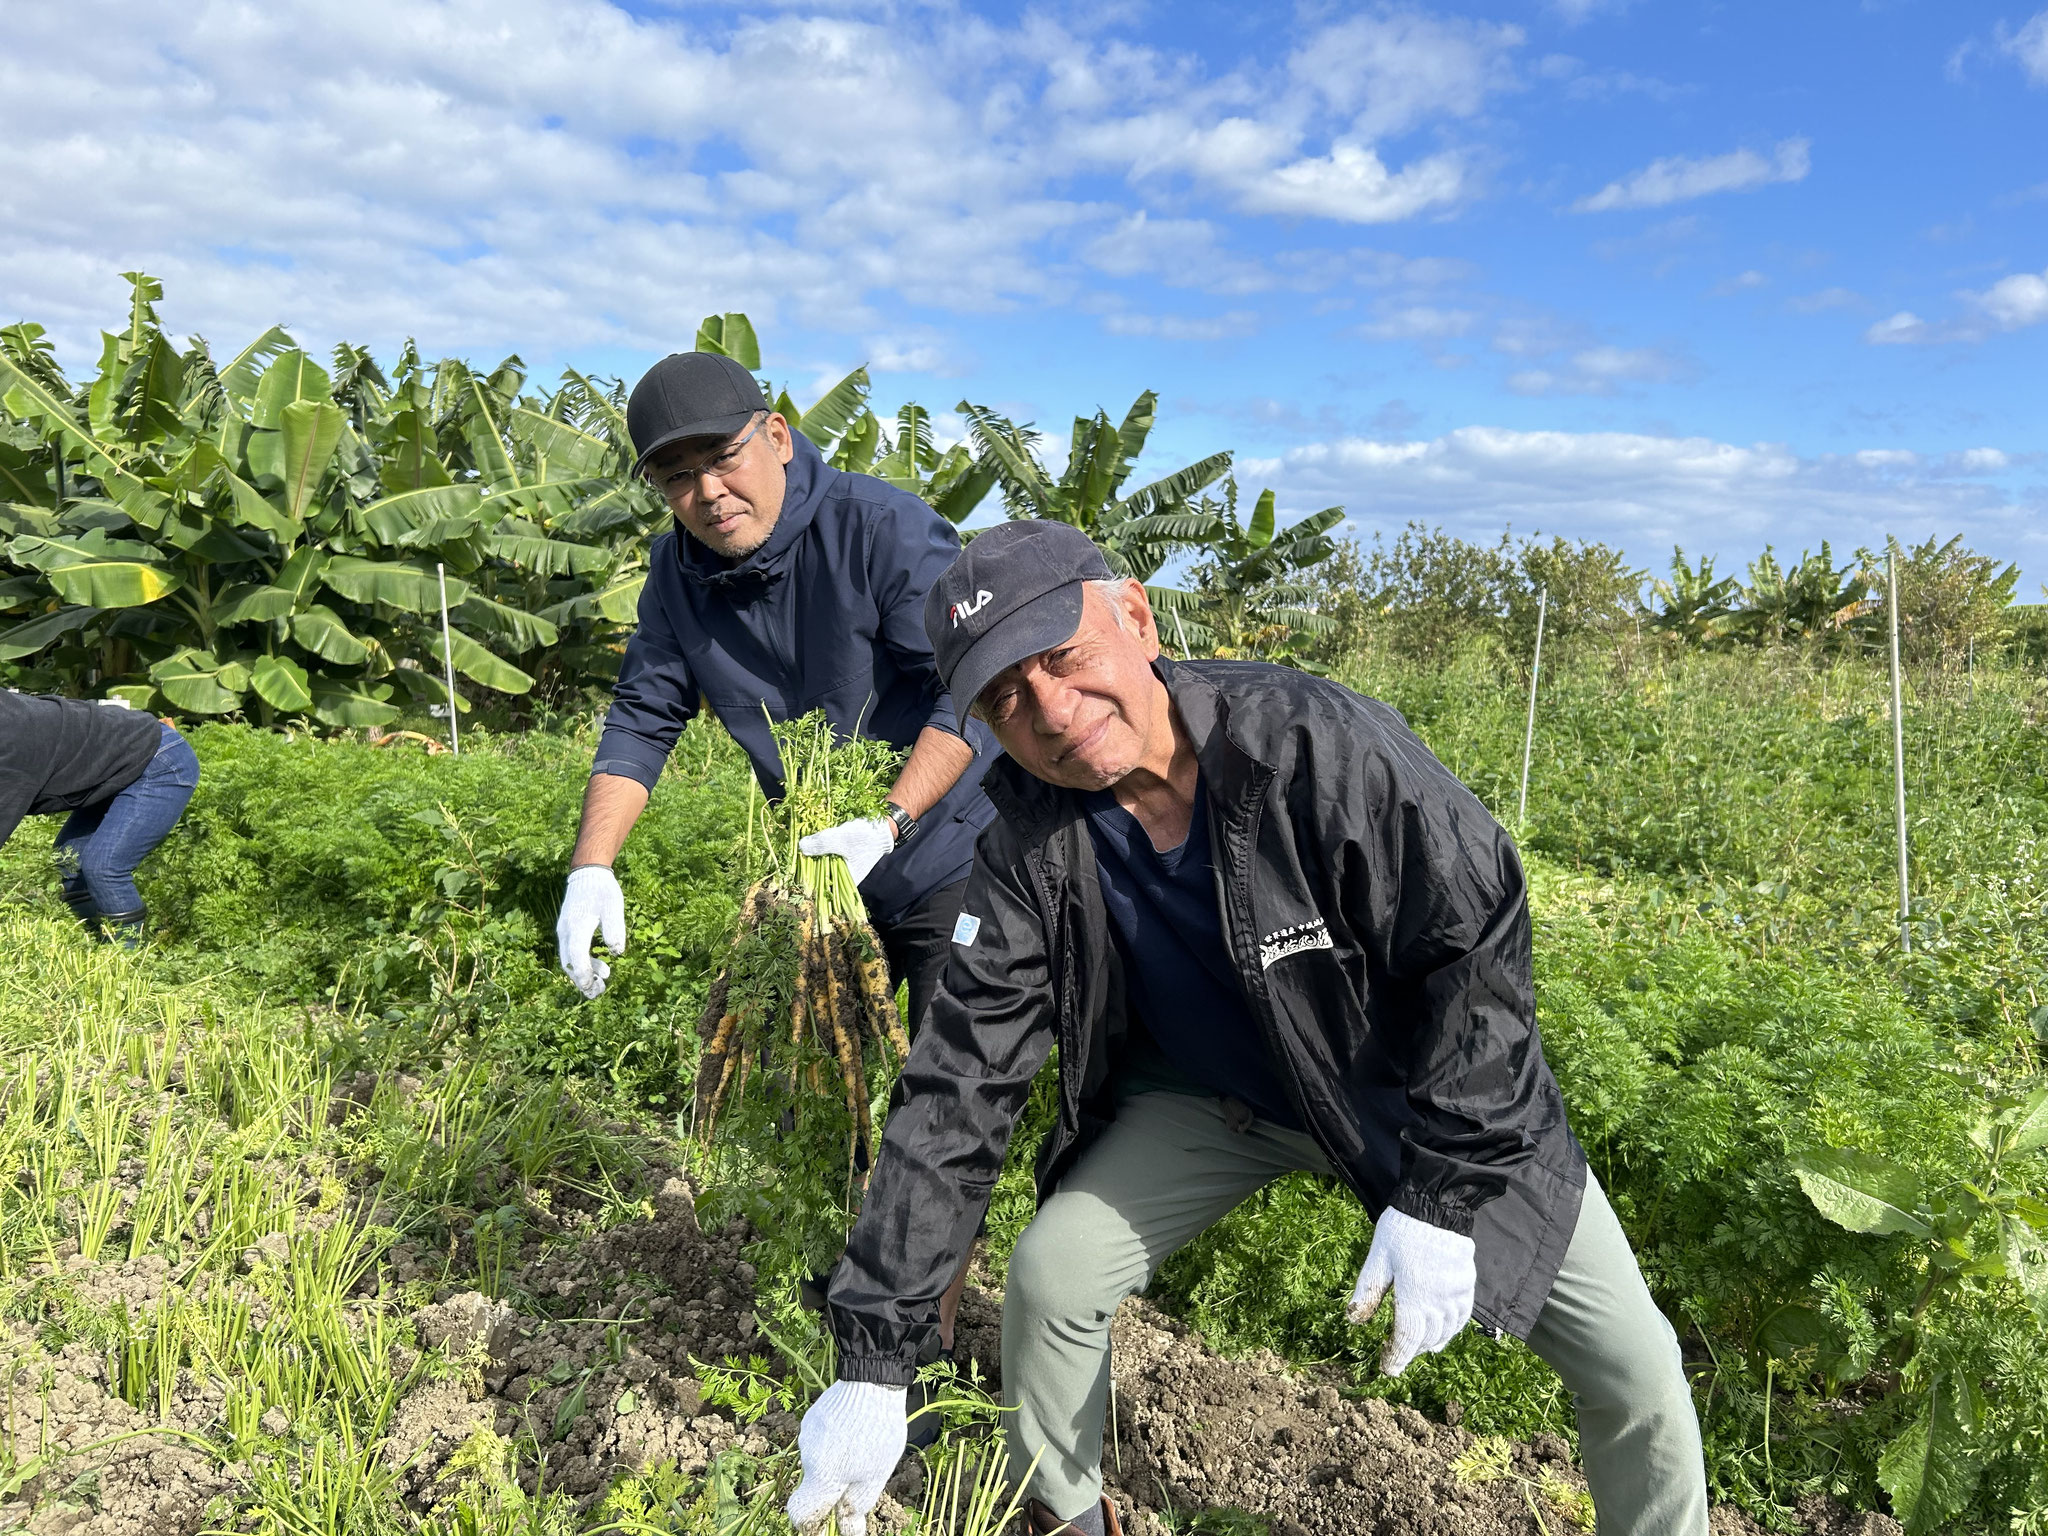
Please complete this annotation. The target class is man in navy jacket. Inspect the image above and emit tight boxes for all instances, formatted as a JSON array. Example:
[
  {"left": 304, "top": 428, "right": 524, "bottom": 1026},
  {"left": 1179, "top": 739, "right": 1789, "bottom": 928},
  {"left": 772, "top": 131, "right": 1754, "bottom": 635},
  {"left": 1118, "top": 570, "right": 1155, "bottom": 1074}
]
[{"left": 556, "top": 351, "right": 998, "bottom": 1038}]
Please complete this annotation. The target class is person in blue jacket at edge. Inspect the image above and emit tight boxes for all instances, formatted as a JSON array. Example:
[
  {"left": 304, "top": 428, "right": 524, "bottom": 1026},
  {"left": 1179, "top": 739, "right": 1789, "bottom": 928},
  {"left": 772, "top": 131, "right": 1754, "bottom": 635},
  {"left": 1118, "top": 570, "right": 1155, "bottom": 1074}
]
[{"left": 552, "top": 348, "right": 1000, "bottom": 1416}]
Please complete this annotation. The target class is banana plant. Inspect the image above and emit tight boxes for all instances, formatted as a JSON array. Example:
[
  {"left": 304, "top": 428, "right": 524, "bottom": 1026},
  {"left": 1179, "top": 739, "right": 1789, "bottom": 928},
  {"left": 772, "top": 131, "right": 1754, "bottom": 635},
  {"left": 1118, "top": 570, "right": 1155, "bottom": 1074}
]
[
  {"left": 693, "top": 310, "right": 877, "bottom": 471},
  {"left": 955, "top": 391, "right": 1230, "bottom": 581},
  {"left": 1736, "top": 543, "right": 1873, "bottom": 645},
  {"left": 1179, "top": 482, "right": 1345, "bottom": 666},
  {"left": 1648, "top": 549, "right": 1741, "bottom": 645},
  {"left": 0, "top": 273, "right": 663, "bottom": 722},
  {"left": 865, "top": 404, "right": 995, "bottom": 525}
]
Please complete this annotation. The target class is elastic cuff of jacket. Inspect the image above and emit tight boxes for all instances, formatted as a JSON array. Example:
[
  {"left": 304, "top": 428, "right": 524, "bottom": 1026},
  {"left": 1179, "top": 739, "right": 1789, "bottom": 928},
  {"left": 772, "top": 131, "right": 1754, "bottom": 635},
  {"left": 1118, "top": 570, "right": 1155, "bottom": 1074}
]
[
  {"left": 589, "top": 756, "right": 662, "bottom": 790},
  {"left": 834, "top": 1354, "right": 919, "bottom": 1388},
  {"left": 1387, "top": 1189, "right": 1476, "bottom": 1237}
]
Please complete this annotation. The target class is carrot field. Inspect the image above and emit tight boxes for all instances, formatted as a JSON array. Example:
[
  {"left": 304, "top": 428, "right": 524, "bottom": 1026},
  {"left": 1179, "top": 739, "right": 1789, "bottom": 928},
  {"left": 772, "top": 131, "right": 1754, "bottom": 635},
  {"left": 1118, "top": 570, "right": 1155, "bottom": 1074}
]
[{"left": 0, "top": 637, "right": 2041, "bottom": 1535}]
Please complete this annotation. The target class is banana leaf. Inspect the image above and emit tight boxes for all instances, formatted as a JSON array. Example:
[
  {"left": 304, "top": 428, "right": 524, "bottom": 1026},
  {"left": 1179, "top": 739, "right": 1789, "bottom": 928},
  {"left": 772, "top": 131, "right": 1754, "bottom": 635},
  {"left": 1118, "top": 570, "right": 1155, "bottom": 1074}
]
[
  {"left": 511, "top": 408, "right": 609, "bottom": 478},
  {"left": 0, "top": 503, "right": 58, "bottom": 537},
  {"left": 445, "top": 628, "right": 534, "bottom": 694},
  {"left": 274, "top": 546, "right": 328, "bottom": 604},
  {"left": 0, "top": 441, "right": 54, "bottom": 506},
  {"left": 694, "top": 313, "right": 762, "bottom": 370},
  {"left": 250, "top": 350, "right": 332, "bottom": 429},
  {"left": 250, "top": 654, "right": 314, "bottom": 712},
  {"left": 150, "top": 648, "right": 249, "bottom": 714},
  {"left": 320, "top": 555, "right": 469, "bottom": 614},
  {"left": 212, "top": 583, "right": 300, "bottom": 625},
  {"left": 356, "top": 483, "right": 484, "bottom": 545},
  {"left": 454, "top": 593, "right": 559, "bottom": 650},
  {"left": 269, "top": 400, "right": 343, "bottom": 522},
  {"left": 1109, "top": 451, "right": 1233, "bottom": 521},
  {"left": 9, "top": 533, "right": 182, "bottom": 607},
  {"left": 484, "top": 531, "right": 610, "bottom": 576},
  {"left": 0, "top": 603, "right": 99, "bottom": 660},
  {"left": 310, "top": 680, "right": 399, "bottom": 728},
  {"left": 290, "top": 604, "right": 371, "bottom": 665},
  {"left": 795, "top": 367, "right": 870, "bottom": 452},
  {"left": 218, "top": 325, "right": 299, "bottom": 410}
]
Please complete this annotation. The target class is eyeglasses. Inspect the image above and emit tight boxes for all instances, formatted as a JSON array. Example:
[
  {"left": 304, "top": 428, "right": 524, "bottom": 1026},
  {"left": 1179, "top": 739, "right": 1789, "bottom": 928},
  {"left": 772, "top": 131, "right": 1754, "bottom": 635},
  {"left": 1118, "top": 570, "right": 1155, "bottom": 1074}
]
[{"left": 653, "top": 413, "right": 765, "bottom": 499}]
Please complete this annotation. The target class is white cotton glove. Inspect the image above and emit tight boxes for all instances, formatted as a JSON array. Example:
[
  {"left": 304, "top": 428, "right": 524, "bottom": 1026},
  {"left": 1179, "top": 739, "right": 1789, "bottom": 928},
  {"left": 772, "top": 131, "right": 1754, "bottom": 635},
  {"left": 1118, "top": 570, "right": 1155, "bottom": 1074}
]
[
  {"left": 555, "top": 865, "right": 625, "bottom": 1000},
  {"left": 1346, "top": 1207, "right": 1478, "bottom": 1376},
  {"left": 786, "top": 1380, "right": 908, "bottom": 1536},
  {"left": 798, "top": 817, "right": 897, "bottom": 887}
]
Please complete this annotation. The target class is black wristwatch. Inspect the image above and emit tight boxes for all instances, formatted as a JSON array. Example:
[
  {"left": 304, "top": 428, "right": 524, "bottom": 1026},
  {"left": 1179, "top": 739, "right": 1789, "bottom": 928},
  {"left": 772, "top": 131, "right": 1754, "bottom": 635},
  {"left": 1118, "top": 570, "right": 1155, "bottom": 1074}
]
[{"left": 883, "top": 801, "right": 920, "bottom": 844}]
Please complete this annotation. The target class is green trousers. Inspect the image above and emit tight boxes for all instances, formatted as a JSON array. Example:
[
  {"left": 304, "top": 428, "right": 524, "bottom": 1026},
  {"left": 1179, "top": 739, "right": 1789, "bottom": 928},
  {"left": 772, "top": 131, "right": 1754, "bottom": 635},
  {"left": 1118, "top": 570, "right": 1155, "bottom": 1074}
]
[{"left": 1001, "top": 1091, "right": 1708, "bottom": 1535}]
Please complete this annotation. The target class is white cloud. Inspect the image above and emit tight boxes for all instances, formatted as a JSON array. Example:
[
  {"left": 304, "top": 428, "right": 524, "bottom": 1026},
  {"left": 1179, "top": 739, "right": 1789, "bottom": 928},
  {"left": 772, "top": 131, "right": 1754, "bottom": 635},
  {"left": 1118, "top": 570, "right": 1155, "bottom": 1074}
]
[
  {"left": 1236, "top": 426, "right": 2035, "bottom": 575},
  {"left": 1239, "top": 143, "right": 1469, "bottom": 224},
  {"left": 1574, "top": 138, "right": 1811, "bottom": 212},
  {"left": 2002, "top": 10, "right": 2048, "bottom": 85},
  {"left": 1360, "top": 305, "right": 1478, "bottom": 340},
  {"left": 1073, "top": 10, "right": 1520, "bottom": 226},
  {"left": 1867, "top": 311, "right": 1932, "bottom": 345},
  {"left": 1082, "top": 212, "right": 1270, "bottom": 294},
  {"left": 1099, "top": 310, "right": 1259, "bottom": 341},
  {"left": 1863, "top": 267, "right": 2048, "bottom": 344},
  {"left": 1289, "top": 12, "right": 1523, "bottom": 141},
  {"left": 1971, "top": 267, "right": 2048, "bottom": 329},
  {"left": 1505, "top": 344, "right": 1684, "bottom": 396},
  {"left": 1947, "top": 448, "right": 2012, "bottom": 473},
  {"left": 0, "top": 1, "right": 1509, "bottom": 371}
]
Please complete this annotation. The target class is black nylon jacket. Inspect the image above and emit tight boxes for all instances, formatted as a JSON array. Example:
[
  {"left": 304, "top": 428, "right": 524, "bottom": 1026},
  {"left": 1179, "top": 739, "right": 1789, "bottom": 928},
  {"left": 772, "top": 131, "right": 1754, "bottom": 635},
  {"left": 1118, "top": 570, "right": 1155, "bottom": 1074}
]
[{"left": 826, "top": 658, "right": 1587, "bottom": 1383}]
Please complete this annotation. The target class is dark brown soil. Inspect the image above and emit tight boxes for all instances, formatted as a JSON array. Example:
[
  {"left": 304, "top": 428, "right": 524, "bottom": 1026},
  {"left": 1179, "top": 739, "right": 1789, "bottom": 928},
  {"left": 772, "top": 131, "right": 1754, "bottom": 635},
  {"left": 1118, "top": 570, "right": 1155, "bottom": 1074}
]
[{"left": 0, "top": 1167, "right": 1902, "bottom": 1536}]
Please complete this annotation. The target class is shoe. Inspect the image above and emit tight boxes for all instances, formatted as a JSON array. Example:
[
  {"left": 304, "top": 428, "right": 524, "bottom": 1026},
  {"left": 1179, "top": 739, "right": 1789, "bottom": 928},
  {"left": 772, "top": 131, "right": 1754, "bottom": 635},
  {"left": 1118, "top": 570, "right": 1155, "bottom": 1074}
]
[
  {"left": 97, "top": 908, "right": 146, "bottom": 948},
  {"left": 1023, "top": 1495, "right": 1122, "bottom": 1536},
  {"left": 61, "top": 890, "right": 99, "bottom": 938}
]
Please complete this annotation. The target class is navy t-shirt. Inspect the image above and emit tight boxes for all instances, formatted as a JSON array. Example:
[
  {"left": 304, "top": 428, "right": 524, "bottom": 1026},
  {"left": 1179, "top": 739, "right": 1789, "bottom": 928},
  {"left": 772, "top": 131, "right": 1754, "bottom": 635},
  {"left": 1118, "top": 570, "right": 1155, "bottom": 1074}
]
[{"left": 1082, "top": 776, "right": 1301, "bottom": 1129}]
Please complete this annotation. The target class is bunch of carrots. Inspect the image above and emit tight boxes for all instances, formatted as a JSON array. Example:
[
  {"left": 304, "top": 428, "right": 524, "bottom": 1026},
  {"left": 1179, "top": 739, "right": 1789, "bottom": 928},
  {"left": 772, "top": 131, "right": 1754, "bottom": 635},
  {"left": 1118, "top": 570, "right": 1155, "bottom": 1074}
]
[{"left": 693, "top": 713, "right": 909, "bottom": 1173}]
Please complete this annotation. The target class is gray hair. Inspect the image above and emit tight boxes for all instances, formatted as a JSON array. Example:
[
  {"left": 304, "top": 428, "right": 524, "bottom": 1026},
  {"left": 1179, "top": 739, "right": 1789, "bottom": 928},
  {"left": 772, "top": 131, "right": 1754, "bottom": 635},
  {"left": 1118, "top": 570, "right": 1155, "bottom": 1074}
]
[{"left": 1085, "top": 578, "right": 1137, "bottom": 632}]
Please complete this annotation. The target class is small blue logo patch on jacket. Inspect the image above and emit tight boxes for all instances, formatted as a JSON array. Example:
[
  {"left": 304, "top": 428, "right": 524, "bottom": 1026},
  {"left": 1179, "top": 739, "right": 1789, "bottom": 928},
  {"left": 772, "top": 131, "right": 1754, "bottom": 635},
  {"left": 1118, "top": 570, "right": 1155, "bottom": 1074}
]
[
  {"left": 952, "top": 913, "right": 982, "bottom": 946},
  {"left": 1259, "top": 918, "right": 1332, "bottom": 969}
]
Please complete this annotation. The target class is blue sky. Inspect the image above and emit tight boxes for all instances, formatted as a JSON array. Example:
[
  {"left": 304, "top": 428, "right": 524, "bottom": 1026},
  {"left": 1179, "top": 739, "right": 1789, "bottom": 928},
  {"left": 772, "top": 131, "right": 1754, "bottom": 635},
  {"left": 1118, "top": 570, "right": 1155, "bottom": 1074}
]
[{"left": 4, "top": 1, "right": 2045, "bottom": 593}]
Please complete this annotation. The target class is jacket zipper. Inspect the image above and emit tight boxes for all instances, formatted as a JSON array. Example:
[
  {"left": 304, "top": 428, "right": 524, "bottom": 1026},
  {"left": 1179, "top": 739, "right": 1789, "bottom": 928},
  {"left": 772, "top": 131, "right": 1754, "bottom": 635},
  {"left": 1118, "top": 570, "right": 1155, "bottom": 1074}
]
[{"left": 1021, "top": 838, "right": 1079, "bottom": 1137}]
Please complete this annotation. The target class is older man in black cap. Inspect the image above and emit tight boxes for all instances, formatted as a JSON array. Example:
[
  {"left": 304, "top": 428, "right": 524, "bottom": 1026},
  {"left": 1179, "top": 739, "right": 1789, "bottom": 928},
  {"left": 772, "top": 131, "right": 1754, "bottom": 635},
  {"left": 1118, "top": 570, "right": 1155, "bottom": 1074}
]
[
  {"left": 787, "top": 521, "right": 1708, "bottom": 1536},
  {"left": 554, "top": 353, "right": 1000, "bottom": 1352}
]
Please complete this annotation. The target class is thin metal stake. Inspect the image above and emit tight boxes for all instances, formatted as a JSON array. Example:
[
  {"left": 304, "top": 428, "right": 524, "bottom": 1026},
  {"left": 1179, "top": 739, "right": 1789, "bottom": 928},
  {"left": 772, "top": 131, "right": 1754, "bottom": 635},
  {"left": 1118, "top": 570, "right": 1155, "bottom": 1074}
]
[
  {"left": 1967, "top": 634, "right": 1974, "bottom": 709},
  {"left": 437, "top": 561, "right": 460, "bottom": 756},
  {"left": 1887, "top": 548, "right": 1909, "bottom": 953},
  {"left": 1517, "top": 586, "right": 1548, "bottom": 828}
]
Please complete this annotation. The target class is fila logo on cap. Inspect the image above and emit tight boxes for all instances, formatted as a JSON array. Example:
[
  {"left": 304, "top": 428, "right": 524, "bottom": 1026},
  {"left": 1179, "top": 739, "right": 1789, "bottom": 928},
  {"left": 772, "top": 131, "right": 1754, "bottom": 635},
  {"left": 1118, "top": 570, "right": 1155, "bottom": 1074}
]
[{"left": 950, "top": 589, "right": 994, "bottom": 626}]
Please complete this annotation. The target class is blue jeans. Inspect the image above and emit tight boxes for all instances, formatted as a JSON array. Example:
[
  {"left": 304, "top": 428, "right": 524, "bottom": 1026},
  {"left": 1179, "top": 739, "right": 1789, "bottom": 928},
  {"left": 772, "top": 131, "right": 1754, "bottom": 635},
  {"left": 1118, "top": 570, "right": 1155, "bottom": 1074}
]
[{"left": 53, "top": 722, "right": 199, "bottom": 921}]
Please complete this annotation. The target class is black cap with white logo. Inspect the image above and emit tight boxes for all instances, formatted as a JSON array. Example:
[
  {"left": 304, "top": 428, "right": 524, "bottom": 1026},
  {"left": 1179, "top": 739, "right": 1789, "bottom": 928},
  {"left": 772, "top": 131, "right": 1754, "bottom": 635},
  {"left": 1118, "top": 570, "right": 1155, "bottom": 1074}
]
[
  {"left": 626, "top": 352, "right": 772, "bottom": 475},
  {"left": 924, "top": 520, "right": 1115, "bottom": 714}
]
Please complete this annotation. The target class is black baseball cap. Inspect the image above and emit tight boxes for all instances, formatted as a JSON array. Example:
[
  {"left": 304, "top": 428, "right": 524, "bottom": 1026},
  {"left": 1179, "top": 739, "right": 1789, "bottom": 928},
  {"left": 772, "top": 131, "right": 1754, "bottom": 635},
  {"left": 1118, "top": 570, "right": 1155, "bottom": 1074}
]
[
  {"left": 626, "top": 352, "right": 772, "bottom": 475},
  {"left": 925, "top": 520, "right": 1116, "bottom": 714}
]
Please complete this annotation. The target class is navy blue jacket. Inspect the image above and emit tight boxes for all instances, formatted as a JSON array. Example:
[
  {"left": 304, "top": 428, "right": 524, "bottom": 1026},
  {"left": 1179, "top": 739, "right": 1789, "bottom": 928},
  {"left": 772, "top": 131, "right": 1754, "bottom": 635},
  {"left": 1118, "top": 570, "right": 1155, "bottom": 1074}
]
[{"left": 591, "top": 432, "right": 998, "bottom": 926}]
